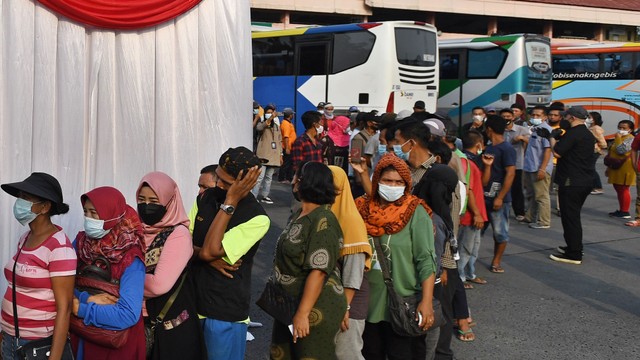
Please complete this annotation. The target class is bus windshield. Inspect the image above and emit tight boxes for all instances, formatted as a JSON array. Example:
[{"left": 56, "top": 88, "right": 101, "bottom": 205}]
[{"left": 395, "top": 28, "right": 437, "bottom": 67}]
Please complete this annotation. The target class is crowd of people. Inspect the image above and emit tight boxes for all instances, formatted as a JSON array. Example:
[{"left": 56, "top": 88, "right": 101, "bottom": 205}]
[{"left": 0, "top": 97, "right": 629, "bottom": 360}]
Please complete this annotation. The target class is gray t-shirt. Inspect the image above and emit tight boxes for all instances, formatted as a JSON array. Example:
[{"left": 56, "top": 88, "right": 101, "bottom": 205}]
[{"left": 504, "top": 124, "right": 530, "bottom": 169}]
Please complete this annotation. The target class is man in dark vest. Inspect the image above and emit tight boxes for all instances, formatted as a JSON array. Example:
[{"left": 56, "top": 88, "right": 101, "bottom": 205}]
[{"left": 193, "top": 146, "right": 271, "bottom": 359}]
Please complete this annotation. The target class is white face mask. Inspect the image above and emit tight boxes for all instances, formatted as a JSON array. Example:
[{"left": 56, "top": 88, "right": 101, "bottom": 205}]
[
  {"left": 324, "top": 110, "right": 334, "bottom": 119},
  {"left": 619, "top": 130, "right": 630, "bottom": 136},
  {"left": 530, "top": 118, "right": 542, "bottom": 126},
  {"left": 472, "top": 115, "right": 484, "bottom": 123},
  {"left": 264, "top": 113, "right": 272, "bottom": 120},
  {"left": 84, "top": 217, "right": 111, "bottom": 239},
  {"left": 378, "top": 183, "right": 405, "bottom": 202},
  {"left": 253, "top": 109, "right": 259, "bottom": 115},
  {"left": 315, "top": 125, "right": 324, "bottom": 134}
]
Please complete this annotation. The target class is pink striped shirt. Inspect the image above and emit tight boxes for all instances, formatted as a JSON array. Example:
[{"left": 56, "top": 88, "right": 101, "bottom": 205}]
[{"left": 1, "top": 228, "right": 77, "bottom": 339}]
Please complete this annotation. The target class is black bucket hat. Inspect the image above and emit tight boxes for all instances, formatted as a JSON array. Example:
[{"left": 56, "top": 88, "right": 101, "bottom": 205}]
[{"left": 2, "top": 172, "right": 66, "bottom": 213}]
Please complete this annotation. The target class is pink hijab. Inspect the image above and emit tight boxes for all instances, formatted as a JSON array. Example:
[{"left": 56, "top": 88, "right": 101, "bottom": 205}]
[
  {"left": 136, "top": 171, "right": 189, "bottom": 246},
  {"left": 328, "top": 115, "right": 351, "bottom": 147}
]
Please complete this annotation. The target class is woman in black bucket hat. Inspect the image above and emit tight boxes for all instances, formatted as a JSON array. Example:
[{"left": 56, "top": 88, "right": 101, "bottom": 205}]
[{"left": 0, "top": 172, "right": 76, "bottom": 360}]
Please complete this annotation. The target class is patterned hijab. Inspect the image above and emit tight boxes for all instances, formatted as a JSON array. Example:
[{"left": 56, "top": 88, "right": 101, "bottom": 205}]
[
  {"left": 355, "top": 154, "right": 431, "bottom": 236},
  {"left": 329, "top": 166, "right": 372, "bottom": 271},
  {"left": 136, "top": 172, "right": 190, "bottom": 247},
  {"left": 76, "top": 186, "right": 145, "bottom": 279}
]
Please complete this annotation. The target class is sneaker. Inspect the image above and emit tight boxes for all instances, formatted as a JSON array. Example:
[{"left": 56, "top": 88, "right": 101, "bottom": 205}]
[
  {"left": 515, "top": 215, "right": 526, "bottom": 222},
  {"left": 557, "top": 246, "right": 584, "bottom": 255},
  {"left": 529, "top": 223, "right": 550, "bottom": 229},
  {"left": 260, "top": 197, "right": 274, "bottom": 204},
  {"left": 609, "top": 210, "right": 631, "bottom": 219},
  {"left": 590, "top": 189, "right": 603, "bottom": 195},
  {"left": 549, "top": 253, "right": 582, "bottom": 265}
]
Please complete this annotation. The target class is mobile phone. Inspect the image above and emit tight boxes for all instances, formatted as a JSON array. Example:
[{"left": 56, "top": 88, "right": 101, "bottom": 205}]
[{"left": 350, "top": 147, "right": 362, "bottom": 163}]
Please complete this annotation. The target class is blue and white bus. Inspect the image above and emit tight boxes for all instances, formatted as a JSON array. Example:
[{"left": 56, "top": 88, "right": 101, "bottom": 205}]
[
  {"left": 252, "top": 21, "right": 439, "bottom": 133},
  {"left": 438, "top": 34, "right": 552, "bottom": 129}
]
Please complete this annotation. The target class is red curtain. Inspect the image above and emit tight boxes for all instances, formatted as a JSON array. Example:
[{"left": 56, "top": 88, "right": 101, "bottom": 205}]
[{"left": 37, "top": 0, "right": 203, "bottom": 30}]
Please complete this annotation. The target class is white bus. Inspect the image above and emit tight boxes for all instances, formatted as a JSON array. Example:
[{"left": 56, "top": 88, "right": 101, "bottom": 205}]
[
  {"left": 252, "top": 21, "right": 439, "bottom": 132},
  {"left": 438, "top": 34, "right": 552, "bottom": 129}
]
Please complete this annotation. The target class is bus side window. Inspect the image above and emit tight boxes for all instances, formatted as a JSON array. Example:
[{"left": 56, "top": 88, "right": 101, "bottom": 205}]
[
  {"left": 297, "top": 44, "right": 328, "bottom": 75},
  {"left": 440, "top": 54, "right": 460, "bottom": 80},
  {"left": 252, "top": 37, "right": 294, "bottom": 76},
  {"left": 467, "top": 48, "right": 507, "bottom": 79},
  {"left": 332, "top": 32, "right": 375, "bottom": 74}
]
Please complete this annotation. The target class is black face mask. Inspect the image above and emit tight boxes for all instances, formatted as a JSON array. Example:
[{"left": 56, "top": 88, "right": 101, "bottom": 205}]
[
  {"left": 291, "top": 184, "right": 301, "bottom": 202},
  {"left": 137, "top": 203, "right": 167, "bottom": 226},
  {"left": 211, "top": 186, "right": 228, "bottom": 204}
]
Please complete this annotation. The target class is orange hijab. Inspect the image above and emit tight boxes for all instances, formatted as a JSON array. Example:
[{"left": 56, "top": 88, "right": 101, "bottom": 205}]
[
  {"left": 355, "top": 154, "right": 431, "bottom": 236},
  {"left": 329, "top": 166, "right": 372, "bottom": 271}
]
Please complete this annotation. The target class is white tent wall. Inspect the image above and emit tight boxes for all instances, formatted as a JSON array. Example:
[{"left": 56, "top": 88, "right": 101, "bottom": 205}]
[{"left": 0, "top": 0, "right": 252, "bottom": 291}]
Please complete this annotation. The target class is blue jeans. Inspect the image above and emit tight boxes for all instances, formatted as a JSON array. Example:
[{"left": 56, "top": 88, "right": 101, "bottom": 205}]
[
  {"left": 201, "top": 318, "right": 248, "bottom": 360},
  {"left": 457, "top": 225, "right": 482, "bottom": 281},
  {"left": 483, "top": 202, "right": 511, "bottom": 243},
  {"left": 1, "top": 332, "right": 29, "bottom": 360}
]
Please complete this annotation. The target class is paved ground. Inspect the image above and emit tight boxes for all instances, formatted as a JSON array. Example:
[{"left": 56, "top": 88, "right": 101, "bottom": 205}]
[{"left": 244, "top": 164, "right": 640, "bottom": 359}]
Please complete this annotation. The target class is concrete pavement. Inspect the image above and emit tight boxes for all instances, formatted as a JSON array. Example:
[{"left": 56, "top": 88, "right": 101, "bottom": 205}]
[{"left": 244, "top": 165, "right": 640, "bottom": 359}]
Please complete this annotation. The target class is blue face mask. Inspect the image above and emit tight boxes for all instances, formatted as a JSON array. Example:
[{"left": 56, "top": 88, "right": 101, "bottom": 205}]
[
  {"left": 378, "top": 144, "right": 388, "bottom": 157},
  {"left": 393, "top": 140, "right": 412, "bottom": 161},
  {"left": 13, "top": 198, "right": 41, "bottom": 226},
  {"left": 84, "top": 217, "right": 111, "bottom": 239}
]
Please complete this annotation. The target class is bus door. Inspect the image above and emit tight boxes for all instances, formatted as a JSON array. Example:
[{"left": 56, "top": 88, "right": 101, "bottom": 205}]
[
  {"left": 439, "top": 49, "right": 467, "bottom": 131},
  {"left": 294, "top": 40, "right": 331, "bottom": 134}
]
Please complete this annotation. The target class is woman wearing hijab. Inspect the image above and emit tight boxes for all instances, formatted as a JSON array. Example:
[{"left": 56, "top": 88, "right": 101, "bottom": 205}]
[
  {"left": 356, "top": 154, "right": 437, "bottom": 360},
  {"left": 269, "top": 162, "right": 347, "bottom": 360},
  {"left": 1, "top": 173, "right": 76, "bottom": 360},
  {"left": 326, "top": 116, "right": 353, "bottom": 173},
  {"left": 136, "top": 172, "right": 204, "bottom": 360},
  {"left": 330, "top": 166, "right": 372, "bottom": 360},
  {"left": 71, "top": 186, "right": 146, "bottom": 359}
]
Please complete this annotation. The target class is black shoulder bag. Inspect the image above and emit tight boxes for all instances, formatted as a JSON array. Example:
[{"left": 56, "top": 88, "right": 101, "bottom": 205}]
[
  {"left": 12, "top": 243, "right": 75, "bottom": 360},
  {"left": 373, "top": 235, "right": 444, "bottom": 337}
]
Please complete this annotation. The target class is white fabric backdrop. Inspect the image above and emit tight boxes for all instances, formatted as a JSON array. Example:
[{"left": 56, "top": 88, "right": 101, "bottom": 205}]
[{"left": 0, "top": 0, "right": 252, "bottom": 291}]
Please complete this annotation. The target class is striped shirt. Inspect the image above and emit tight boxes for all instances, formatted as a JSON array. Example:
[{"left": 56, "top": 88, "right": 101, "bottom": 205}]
[{"left": 1, "top": 229, "right": 76, "bottom": 339}]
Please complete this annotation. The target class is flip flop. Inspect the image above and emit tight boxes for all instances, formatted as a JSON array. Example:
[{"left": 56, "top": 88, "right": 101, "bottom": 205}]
[
  {"left": 457, "top": 328, "right": 475, "bottom": 342},
  {"left": 625, "top": 220, "right": 640, "bottom": 227},
  {"left": 464, "top": 283, "right": 474, "bottom": 289},
  {"left": 468, "top": 277, "right": 487, "bottom": 284},
  {"left": 489, "top": 265, "right": 504, "bottom": 273}
]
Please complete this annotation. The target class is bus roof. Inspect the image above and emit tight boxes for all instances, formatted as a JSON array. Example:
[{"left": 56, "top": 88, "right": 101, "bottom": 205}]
[
  {"left": 251, "top": 21, "right": 437, "bottom": 39},
  {"left": 439, "top": 34, "right": 548, "bottom": 50},
  {"left": 552, "top": 42, "right": 640, "bottom": 54}
]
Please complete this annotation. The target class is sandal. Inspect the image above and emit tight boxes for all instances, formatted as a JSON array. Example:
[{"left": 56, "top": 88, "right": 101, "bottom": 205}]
[
  {"left": 457, "top": 328, "right": 475, "bottom": 342},
  {"left": 468, "top": 277, "right": 487, "bottom": 284},
  {"left": 625, "top": 219, "right": 640, "bottom": 227},
  {"left": 464, "top": 282, "right": 474, "bottom": 289},
  {"left": 489, "top": 265, "right": 504, "bottom": 273}
]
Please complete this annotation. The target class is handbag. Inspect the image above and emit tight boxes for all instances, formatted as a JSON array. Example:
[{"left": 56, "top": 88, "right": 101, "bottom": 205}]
[
  {"left": 12, "top": 244, "right": 75, "bottom": 360},
  {"left": 145, "top": 272, "right": 187, "bottom": 357},
  {"left": 256, "top": 280, "right": 299, "bottom": 325},
  {"left": 373, "top": 236, "right": 444, "bottom": 337},
  {"left": 69, "top": 256, "right": 129, "bottom": 349},
  {"left": 604, "top": 154, "right": 629, "bottom": 169}
]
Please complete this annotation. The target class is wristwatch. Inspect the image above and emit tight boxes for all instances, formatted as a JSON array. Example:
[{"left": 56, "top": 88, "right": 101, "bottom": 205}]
[{"left": 220, "top": 204, "right": 235, "bottom": 215}]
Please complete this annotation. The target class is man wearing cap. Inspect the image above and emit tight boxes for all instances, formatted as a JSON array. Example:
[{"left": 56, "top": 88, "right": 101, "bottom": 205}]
[
  {"left": 511, "top": 103, "right": 527, "bottom": 127},
  {"left": 411, "top": 100, "right": 430, "bottom": 121},
  {"left": 350, "top": 112, "right": 381, "bottom": 196},
  {"left": 278, "top": 108, "right": 297, "bottom": 184},
  {"left": 195, "top": 147, "right": 270, "bottom": 359},
  {"left": 502, "top": 108, "right": 531, "bottom": 222},
  {"left": 549, "top": 106, "right": 596, "bottom": 265},
  {"left": 253, "top": 105, "right": 282, "bottom": 204},
  {"left": 364, "top": 112, "right": 396, "bottom": 172}
]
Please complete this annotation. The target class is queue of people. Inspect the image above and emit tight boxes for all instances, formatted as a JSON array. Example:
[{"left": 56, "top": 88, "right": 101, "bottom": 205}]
[{"left": 0, "top": 97, "right": 626, "bottom": 360}]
